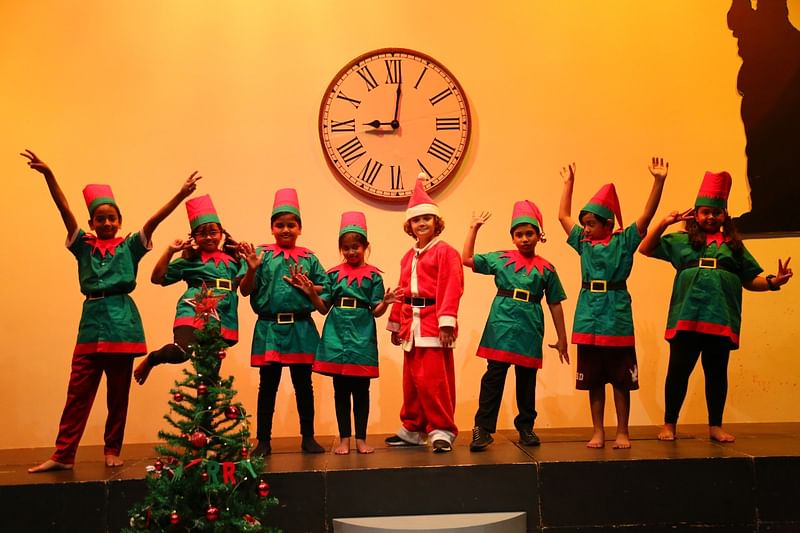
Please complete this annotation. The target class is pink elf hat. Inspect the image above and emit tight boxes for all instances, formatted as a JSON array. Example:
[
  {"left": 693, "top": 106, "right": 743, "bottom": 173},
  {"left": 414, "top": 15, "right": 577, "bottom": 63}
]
[
  {"left": 511, "top": 200, "right": 544, "bottom": 232},
  {"left": 695, "top": 171, "right": 732, "bottom": 209},
  {"left": 185, "top": 194, "right": 221, "bottom": 231},
  {"left": 582, "top": 183, "right": 623, "bottom": 228},
  {"left": 83, "top": 184, "right": 117, "bottom": 216},
  {"left": 339, "top": 211, "right": 368, "bottom": 238},
  {"left": 405, "top": 173, "right": 440, "bottom": 221},
  {"left": 272, "top": 188, "right": 301, "bottom": 222}
]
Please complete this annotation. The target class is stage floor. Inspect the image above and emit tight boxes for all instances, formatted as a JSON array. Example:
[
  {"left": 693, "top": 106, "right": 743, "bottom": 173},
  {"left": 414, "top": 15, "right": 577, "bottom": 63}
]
[{"left": 2, "top": 423, "right": 799, "bottom": 532}]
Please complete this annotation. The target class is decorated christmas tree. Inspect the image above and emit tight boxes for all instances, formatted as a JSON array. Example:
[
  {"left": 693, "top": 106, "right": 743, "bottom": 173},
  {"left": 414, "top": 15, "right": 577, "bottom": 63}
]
[{"left": 126, "top": 285, "right": 279, "bottom": 532}]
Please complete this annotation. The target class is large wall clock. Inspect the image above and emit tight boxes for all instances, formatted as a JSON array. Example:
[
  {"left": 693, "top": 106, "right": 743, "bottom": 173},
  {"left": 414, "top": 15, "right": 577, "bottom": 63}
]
[{"left": 319, "top": 48, "right": 471, "bottom": 201}]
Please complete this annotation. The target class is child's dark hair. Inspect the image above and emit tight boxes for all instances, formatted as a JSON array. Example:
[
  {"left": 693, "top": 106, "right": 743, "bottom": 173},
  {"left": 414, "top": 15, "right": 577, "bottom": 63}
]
[
  {"left": 510, "top": 222, "right": 546, "bottom": 243},
  {"left": 181, "top": 223, "right": 240, "bottom": 261},
  {"left": 578, "top": 210, "right": 612, "bottom": 229},
  {"left": 339, "top": 231, "right": 369, "bottom": 249},
  {"left": 685, "top": 216, "right": 743, "bottom": 256},
  {"left": 403, "top": 215, "right": 445, "bottom": 238},
  {"left": 270, "top": 212, "right": 302, "bottom": 228}
]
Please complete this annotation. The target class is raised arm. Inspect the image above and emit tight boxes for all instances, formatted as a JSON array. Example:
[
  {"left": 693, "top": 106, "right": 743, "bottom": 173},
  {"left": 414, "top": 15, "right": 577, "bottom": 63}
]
[
  {"left": 372, "top": 286, "right": 405, "bottom": 318},
  {"left": 636, "top": 157, "right": 669, "bottom": 234},
  {"left": 151, "top": 238, "right": 192, "bottom": 284},
  {"left": 558, "top": 163, "right": 577, "bottom": 235},
  {"left": 462, "top": 211, "right": 491, "bottom": 269},
  {"left": 238, "top": 242, "right": 264, "bottom": 297},
  {"left": 742, "top": 257, "right": 793, "bottom": 291},
  {"left": 287, "top": 266, "right": 329, "bottom": 314},
  {"left": 21, "top": 150, "right": 78, "bottom": 237},
  {"left": 141, "top": 171, "right": 201, "bottom": 242},
  {"left": 639, "top": 208, "right": 693, "bottom": 256}
]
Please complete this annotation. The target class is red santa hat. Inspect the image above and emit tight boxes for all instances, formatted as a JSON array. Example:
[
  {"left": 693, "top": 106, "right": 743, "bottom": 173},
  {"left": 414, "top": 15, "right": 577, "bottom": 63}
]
[
  {"left": 82, "top": 184, "right": 117, "bottom": 216},
  {"left": 339, "top": 211, "right": 368, "bottom": 238},
  {"left": 185, "top": 194, "right": 221, "bottom": 231},
  {"left": 405, "top": 173, "right": 440, "bottom": 221},
  {"left": 511, "top": 200, "right": 543, "bottom": 232},
  {"left": 695, "top": 171, "right": 732, "bottom": 209},
  {"left": 582, "top": 183, "right": 623, "bottom": 228},
  {"left": 272, "top": 188, "right": 301, "bottom": 221}
]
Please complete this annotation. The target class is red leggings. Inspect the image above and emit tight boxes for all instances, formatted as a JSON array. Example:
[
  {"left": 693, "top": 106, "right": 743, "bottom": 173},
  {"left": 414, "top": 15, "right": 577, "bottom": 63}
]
[{"left": 52, "top": 353, "right": 134, "bottom": 464}]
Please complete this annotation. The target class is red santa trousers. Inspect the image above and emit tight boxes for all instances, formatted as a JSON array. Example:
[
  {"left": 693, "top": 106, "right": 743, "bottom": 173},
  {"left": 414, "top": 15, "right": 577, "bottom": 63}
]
[{"left": 400, "top": 346, "right": 458, "bottom": 437}]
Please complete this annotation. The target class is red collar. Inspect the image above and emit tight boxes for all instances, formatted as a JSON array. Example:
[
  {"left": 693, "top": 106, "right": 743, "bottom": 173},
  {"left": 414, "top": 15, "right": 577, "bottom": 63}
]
[
  {"left": 83, "top": 233, "right": 125, "bottom": 257},
  {"left": 260, "top": 243, "right": 313, "bottom": 262},
  {"left": 499, "top": 250, "right": 553, "bottom": 275},
  {"left": 327, "top": 263, "right": 382, "bottom": 287},
  {"left": 705, "top": 232, "right": 729, "bottom": 246},
  {"left": 200, "top": 250, "right": 235, "bottom": 267}
]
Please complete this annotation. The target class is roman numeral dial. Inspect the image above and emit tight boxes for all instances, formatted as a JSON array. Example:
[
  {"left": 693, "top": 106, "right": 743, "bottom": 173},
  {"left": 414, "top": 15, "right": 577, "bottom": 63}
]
[{"left": 319, "top": 48, "right": 471, "bottom": 201}]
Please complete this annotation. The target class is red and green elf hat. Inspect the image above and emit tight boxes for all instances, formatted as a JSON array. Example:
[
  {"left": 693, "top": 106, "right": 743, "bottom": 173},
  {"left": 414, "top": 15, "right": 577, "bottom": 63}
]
[
  {"left": 511, "top": 200, "right": 543, "bottom": 232},
  {"left": 339, "top": 211, "right": 368, "bottom": 238},
  {"left": 695, "top": 171, "right": 732, "bottom": 209},
  {"left": 405, "top": 173, "right": 440, "bottom": 221},
  {"left": 583, "top": 183, "right": 623, "bottom": 228},
  {"left": 272, "top": 188, "right": 301, "bottom": 221},
  {"left": 82, "top": 184, "right": 117, "bottom": 216},
  {"left": 185, "top": 194, "right": 221, "bottom": 231}
]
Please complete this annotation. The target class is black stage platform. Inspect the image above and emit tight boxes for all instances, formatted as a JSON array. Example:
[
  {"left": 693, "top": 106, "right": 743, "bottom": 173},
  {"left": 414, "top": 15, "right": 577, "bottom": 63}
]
[{"left": 1, "top": 423, "right": 798, "bottom": 532}]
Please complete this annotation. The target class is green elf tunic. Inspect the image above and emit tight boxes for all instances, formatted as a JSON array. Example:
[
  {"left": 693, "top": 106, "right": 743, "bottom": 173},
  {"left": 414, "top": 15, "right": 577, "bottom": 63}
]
[
  {"left": 651, "top": 232, "right": 762, "bottom": 348},
  {"left": 249, "top": 244, "right": 326, "bottom": 366},
  {"left": 312, "top": 263, "right": 385, "bottom": 378},
  {"left": 473, "top": 250, "right": 566, "bottom": 368},
  {"left": 69, "top": 229, "right": 150, "bottom": 356},
  {"left": 567, "top": 223, "right": 642, "bottom": 347},
  {"left": 163, "top": 250, "right": 244, "bottom": 343}
]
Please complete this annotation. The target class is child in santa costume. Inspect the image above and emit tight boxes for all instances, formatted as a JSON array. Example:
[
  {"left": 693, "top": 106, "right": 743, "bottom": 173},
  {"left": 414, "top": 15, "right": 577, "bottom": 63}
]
[
  {"left": 640, "top": 170, "right": 792, "bottom": 443},
  {"left": 558, "top": 158, "right": 668, "bottom": 449},
  {"left": 463, "top": 201, "right": 569, "bottom": 452},
  {"left": 239, "top": 188, "right": 327, "bottom": 455},
  {"left": 133, "top": 194, "right": 243, "bottom": 385},
  {"left": 294, "top": 212, "right": 402, "bottom": 454},
  {"left": 21, "top": 149, "right": 200, "bottom": 472},
  {"left": 385, "top": 175, "right": 464, "bottom": 453}
]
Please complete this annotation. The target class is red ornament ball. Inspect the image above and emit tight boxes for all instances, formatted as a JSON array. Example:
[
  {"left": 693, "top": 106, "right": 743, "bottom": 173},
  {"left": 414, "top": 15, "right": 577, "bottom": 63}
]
[
  {"left": 201, "top": 471, "right": 209, "bottom": 482},
  {"left": 258, "top": 480, "right": 270, "bottom": 497},
  {"left": 153, "top": 459, "right": 163, "bottom": 472},
  {"left": 190, "top": 431, "right": 208, "bottom": 448},
  {"left": 206, "top": 505, "right": 220, "bottom": 521},
  {"left": 198, "top": 384, "right": 208, "bottom": 395},
  {"left": 224, "top": 406, "right": 241, "bottom": 420},
  {"left": 241, "top": 447, "right": 249, "bottom": 459},
  {"left": 173, "top": 392, "right": 183, "bottom": 402},
  {"left": 217, "top": 349, "right": 226, "bottom": 360},
  {"left": 169, "top": 511, "right": 180, "bottom": 525}
]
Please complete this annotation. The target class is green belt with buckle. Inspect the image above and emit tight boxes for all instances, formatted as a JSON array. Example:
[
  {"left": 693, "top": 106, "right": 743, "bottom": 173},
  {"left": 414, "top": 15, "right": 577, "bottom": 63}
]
[
  {"left": 258, "top": 311, "right": 312, "bottom": 324},
  {"left": 188, "top": 278, "right": 234, "bottom": 291},
  {"left": 581, "top": 280, "right": 628, "bottom": 293},
  {"left": 496, "top": 288, "right": 542, "bottom": 303}
]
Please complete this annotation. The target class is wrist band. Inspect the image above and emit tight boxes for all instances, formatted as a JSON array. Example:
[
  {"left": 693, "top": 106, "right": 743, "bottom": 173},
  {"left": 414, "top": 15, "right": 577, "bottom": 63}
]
[{"left": 766, "top": 274, "right": 779, "bottom": 291}]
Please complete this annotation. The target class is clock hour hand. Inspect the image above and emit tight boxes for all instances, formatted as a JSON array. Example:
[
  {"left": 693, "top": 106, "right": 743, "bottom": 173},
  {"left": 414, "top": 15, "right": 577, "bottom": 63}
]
[
  {"left": 390, "top": 84, "right": 401, "bottom": 130},
  {"left": 363, "top": 120, "right": 394, "bottom": 128}
]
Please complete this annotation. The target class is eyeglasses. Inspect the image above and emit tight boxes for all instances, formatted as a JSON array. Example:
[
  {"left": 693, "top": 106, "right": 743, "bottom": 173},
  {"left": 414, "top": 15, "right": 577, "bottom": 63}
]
[{"left": 195, "top": 230, "right": 221, "bottom": 238}]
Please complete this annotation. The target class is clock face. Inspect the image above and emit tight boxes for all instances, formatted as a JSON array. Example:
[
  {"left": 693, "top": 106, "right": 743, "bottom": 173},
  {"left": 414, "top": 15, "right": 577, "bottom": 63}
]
[{"left": 319, "top": 48, "right": 471, "bottom": 201}]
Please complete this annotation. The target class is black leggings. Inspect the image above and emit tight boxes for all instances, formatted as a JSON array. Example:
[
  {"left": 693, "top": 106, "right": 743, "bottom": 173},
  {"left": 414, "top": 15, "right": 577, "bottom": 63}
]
[
  {"left": 256, "top": 364, "right": 315, "bottom": 441},
  {"left": 333, "top": 375, "right": 371, "bottom": 439},
  {"left": 146, "top": 326, "right": 197, "bottom": 366},
  {"left": 664, "top": 332, "right": 731, "bottom": 427}
]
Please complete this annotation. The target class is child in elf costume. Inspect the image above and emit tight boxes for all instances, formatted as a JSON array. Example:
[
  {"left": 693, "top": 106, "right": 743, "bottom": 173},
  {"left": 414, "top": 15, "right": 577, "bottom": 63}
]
[
  {"left": 134, "top": 194, "right": 243, "bottom": 385},
  {"left": 385, "top": 175, "right": 464, "bottom": 453},
  {"left": 21, "top": 149, "right": 200, "bottom": 472},
  {"left": 640, "top": 170, "right": 792, "bottom": 443},
  {"left": 463, "top": 201, "right": 569, "bottom": 451},
  {"left": 558, "top": 158, "right": 668, "bottom": 449},
  {"left": 239, "top": 188, "right": 326, "bottom": 455},
  {"left": 295, "top": 212, "right": 402, "bottom": 454}
]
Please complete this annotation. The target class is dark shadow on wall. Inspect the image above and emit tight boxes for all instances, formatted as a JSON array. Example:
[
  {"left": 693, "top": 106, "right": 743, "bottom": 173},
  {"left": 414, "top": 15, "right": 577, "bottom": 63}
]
[{"left": 728, "top": 0, "right": 800, "bottom": 236}]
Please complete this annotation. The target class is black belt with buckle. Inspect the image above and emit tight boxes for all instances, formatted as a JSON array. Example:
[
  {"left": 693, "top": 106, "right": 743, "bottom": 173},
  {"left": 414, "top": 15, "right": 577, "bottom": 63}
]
[
  {"left": 335, "top": 297, "right": 370, "bottom": 309},
  {"left": 258, "top": 312, "right": 312, "bottom": 324},
  {"left": 581, "top": 280, "right": 628, "bottom": 293},
  {"left": 496, "top": 288, "right": 542, "bottom": 303},
  {"left": 404, "top": 297, "right": 436, "bottom": 308},
  {"left": 678, "top": 258, "right": 735, "bottom": 274},
  {"left": 188, "top": 279, "right": 234, "bottom": 291},
  {"left": 85, "top": 289, "right": 130, "bottom": 300}
]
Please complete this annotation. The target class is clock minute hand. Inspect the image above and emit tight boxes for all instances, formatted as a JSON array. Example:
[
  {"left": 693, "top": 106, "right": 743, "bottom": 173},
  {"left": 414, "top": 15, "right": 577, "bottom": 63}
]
[{"left": 390, "top": 84, "right": 401, "bottom": 129}]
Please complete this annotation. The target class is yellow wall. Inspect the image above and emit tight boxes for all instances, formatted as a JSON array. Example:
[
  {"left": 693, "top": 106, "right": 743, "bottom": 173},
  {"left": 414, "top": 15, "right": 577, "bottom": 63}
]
[{"left": 1, "top": 0, "right": 798, "bottom": 451}]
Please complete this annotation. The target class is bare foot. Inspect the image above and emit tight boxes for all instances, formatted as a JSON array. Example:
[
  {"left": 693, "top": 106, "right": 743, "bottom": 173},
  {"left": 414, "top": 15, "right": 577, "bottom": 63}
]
[
  {"left": 709, "top": 426, "right": 736, "bottom": 443},
  {"left": 105, "top": 454, "right": 124, "bottom": 467},
  {"left": 657, "top": 423, "right": 676, "bottom": 441},
  {"left": 28, "top": 459, "right": 73, "bottom": 473},
  {"left": 334, "top": 438, "right": 350, "bottom": 455},
  {"left": 586, "top": 429, "right": 605, "bottom": 448},
  {"left": 356, "top": 439, "right": 374, "bottom": 454},
  {"left": 133, "top": 356, "right": 153, "bottom": 385},
  {"left": 613, "top": 433, "right": 631, "bottom": 449}
]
